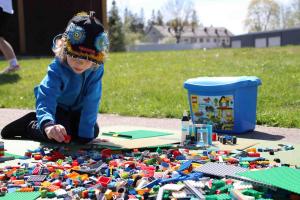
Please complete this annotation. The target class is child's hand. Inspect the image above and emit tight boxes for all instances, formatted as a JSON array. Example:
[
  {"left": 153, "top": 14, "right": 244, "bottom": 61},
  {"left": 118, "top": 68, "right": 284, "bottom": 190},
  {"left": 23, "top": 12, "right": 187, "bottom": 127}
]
[{"left": 44, "top": 124, "right": 67, "bottom": 143}]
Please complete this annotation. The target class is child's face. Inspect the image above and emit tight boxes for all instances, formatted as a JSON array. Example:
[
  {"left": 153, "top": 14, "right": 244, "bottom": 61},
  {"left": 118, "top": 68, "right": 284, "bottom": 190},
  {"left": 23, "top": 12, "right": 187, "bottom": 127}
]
[{"left": 66, "top": 55, "right": 94, "bottom": 74}]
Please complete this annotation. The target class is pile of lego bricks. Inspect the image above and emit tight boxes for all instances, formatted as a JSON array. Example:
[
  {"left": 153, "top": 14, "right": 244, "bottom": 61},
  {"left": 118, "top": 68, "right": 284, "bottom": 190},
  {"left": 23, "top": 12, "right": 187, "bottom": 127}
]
[{"left": 0, "top": 144, "right": 299, "bottom": 200}]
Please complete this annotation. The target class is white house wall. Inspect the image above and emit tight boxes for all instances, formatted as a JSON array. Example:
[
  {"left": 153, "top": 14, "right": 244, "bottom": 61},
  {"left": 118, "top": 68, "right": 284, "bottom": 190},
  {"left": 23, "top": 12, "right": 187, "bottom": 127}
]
[{"left": 180, "top": 36, "right": 226, "bottom": 48}]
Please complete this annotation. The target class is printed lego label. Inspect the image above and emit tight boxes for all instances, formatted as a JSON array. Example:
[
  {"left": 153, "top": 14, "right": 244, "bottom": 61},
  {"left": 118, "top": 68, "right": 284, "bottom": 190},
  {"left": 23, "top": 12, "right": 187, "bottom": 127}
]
[{"left": 190, "top": 95, "right": 234, "bottom": 130}]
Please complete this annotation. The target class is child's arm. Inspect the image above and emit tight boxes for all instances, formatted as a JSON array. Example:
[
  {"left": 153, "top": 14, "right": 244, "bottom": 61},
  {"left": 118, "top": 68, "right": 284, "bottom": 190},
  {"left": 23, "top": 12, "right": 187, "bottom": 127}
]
[
  {"left": 77, "top": 66, "right": 104, "bottom": 139},
  {"left": 34, "top": 61, "right": 64, "bottom": 135}
]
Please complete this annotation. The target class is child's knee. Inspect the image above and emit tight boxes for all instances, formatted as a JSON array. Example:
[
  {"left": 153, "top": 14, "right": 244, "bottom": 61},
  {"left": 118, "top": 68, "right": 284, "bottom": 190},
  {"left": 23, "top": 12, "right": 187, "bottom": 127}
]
[{"left": 1, "top": 124, "right": 17, "bottom": 139}]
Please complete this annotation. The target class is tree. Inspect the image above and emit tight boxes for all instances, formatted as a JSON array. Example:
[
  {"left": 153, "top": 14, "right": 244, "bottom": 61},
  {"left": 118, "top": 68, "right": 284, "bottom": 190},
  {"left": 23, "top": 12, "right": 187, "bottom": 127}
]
[
  {"left": 139, "top": 8, "right": 145, "bottom": 25},
  {"left": 124, "top": 8, "right": 130, "bottom": 25},
  {"left": 191, "top": 9, "right": 199, "bottom": 32},
  {"left": 108, "top": 0, "right": 126, "bottom": 51},
  {"left": 124, "top": 9, "right": 144, "bottom": 33},
  {"left": 136, "top": 8, "right": 145, "bottom": 34},
  {"left": 123, "top": 8, "right": 146, "bottom": 45},
  {"left": 156, "top": 10, "right": 164, "bottom": 26},
  {"left": 149, "top": 9, "right": 156, "bottom": 26},
  {"left": 279, "top": 4, "right": 294, "bottom": 29},
  {"left": 245, "top": 0, "right": 280, "bottom": 32},
  {"left": 290, "top": 0, "right": 300, "bottom": 25},
  {"left": 164, "top": 0, "right": 194, "bottom": 43}
]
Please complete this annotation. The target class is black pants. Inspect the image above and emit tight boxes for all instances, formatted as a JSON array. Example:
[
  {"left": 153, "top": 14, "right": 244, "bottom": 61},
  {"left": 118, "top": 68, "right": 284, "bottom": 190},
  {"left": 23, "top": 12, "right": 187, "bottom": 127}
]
[
  {"left": 0, "top": 9, "right": 12, "bottom": 37},
  {"left": 1, "top": 107, "right": 99, "bottom": 143}
]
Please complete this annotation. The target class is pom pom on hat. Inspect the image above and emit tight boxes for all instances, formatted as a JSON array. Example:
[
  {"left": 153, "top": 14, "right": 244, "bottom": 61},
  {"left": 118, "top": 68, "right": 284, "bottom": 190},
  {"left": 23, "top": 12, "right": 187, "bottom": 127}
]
[{"left": 64, "top": 11, "right": 109, "bottom": 64}]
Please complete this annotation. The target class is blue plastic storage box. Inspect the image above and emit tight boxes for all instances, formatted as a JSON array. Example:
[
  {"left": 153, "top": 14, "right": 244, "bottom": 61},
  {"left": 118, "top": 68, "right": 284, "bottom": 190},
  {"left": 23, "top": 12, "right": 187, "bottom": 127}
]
[{"left": 184, "top": 76, "right": 262, "bottom": 134}]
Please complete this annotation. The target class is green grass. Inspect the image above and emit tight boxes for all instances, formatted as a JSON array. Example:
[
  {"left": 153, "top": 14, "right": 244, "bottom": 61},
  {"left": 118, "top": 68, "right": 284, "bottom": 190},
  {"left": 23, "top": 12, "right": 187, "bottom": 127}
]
[{"left": 0, "top": 46, "right": 300, "bottom": 128}]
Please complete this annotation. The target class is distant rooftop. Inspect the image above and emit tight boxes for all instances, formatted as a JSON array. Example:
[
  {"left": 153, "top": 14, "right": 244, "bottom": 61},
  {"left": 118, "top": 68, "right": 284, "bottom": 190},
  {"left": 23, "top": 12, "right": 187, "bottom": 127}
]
[
  {"left": 232, "top": 26, "right": 300, "bottom": 37},
  {"left": 147, "top": 25, "right": 234, "bottom": 37}
]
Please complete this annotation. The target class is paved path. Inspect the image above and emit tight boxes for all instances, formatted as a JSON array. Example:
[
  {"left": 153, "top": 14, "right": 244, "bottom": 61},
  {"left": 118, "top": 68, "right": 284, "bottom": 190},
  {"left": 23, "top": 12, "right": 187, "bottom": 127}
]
[
  {"left": 0, "top": 108, "right": 299, "bottom": 143},
  {"left": 1, "top": 108, "right": 300, "bottom": 167}
]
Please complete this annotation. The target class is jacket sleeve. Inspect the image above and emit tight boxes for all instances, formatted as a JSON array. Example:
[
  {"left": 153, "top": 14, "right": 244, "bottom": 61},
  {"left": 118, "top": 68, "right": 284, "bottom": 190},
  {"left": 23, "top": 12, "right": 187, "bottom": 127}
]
[
  {"left": 78, "top": 66, "right": 104, "bottom": 139},
  {"left": 34, "top": 61, "right": 63, "bottom": 129}
]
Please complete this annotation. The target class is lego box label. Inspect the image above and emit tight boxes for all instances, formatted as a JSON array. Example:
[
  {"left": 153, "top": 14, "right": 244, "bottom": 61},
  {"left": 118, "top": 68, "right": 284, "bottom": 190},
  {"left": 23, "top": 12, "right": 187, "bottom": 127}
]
[{"left": 190, "top": 95, "right": 234, "bottom": 131}]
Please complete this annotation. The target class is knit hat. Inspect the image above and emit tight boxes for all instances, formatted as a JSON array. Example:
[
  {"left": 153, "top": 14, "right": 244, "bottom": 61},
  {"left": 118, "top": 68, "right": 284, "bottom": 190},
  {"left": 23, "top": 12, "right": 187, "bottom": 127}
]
[{"left": 63, "top": 11, "right": 109, "bottom": 64}]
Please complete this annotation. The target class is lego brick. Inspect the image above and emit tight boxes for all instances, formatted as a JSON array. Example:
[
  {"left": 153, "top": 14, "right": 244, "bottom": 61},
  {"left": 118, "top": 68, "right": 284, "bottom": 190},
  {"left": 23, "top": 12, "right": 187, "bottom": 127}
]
[
  {"left": 0, "top": 156, "right": 15, "bottom": 162},
  {"left": 205, "top": 193, "right": 231, "bottom": 200},
  {"left": 194, "top": 162, "right": 248, "bottom": 177},
  {"left": 27, "top": 175, "right": 47, "bottom": 182}
]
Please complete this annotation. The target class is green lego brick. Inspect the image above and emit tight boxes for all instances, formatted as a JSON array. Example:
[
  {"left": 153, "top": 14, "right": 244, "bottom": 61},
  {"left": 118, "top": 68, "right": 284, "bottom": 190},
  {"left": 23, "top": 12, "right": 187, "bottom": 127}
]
[
  {"left": 205, "top": 193, "right": 231, "bottom": 200},
  {"left": 242, "top": 189, "right": 263, "bottom": 198}
]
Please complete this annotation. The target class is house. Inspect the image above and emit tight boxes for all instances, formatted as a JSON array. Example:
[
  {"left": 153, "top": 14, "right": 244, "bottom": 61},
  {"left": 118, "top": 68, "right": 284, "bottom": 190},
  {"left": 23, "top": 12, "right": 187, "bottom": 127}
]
[
  {"left": 145, "top": 25, "right": 234, "bottom": 48},
  {"left": 231, "top": 27, "right": 300, "bottom": 48},
  {"left": 3, "top": 0, "right": 107, "bottom": 55}
]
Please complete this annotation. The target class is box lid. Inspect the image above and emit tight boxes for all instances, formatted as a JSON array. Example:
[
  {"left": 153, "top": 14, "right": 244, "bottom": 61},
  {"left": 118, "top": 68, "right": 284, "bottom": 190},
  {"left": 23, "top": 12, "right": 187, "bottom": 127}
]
[{"left": 184, "top": 76, "right": 262, "bottom": 92}]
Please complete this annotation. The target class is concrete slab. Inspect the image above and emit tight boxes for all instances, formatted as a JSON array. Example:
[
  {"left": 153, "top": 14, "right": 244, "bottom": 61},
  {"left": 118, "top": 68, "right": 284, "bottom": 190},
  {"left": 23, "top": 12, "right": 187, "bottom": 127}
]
[{"left": 0, "top": 108, "right": 299, "bottom": 142}]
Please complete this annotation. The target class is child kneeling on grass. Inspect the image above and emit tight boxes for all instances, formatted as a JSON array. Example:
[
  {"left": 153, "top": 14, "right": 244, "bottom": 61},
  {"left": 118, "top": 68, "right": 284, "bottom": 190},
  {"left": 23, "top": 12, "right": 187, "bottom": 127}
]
[{"left": 1, "top": 11, "right": 109, "bottom": 144}]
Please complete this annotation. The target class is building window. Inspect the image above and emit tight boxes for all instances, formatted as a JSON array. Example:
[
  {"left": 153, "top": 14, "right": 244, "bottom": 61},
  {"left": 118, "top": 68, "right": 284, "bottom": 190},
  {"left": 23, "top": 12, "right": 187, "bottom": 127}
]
[
  {"left": 206, "top": 38, "right": 210, "bottom": 43},
  {"left": 191, "top": 38, "right": 197, "bottom": 43},
  {"left": 184, "top": 38, "right": 189, "bottom": 42},
  {"left": 199, "top": 38, "right": 203, "bottom": 43},
  {"left": 214, "top": 39, "right": 217, "bottom": 43}
]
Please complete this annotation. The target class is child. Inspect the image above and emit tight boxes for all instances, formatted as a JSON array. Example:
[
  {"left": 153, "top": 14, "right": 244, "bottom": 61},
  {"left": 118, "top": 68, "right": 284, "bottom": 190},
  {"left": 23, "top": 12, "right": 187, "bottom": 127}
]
[
  {"left": 1, "top": 11, "right": 109, "bottom": 143},
  {"left": 0, "top": 0, "right": 20, "bottom": 73}
]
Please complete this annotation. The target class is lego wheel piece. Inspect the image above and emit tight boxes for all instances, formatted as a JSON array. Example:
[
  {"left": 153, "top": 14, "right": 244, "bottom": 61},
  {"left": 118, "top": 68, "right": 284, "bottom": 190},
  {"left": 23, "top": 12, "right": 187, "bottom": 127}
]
[
  {"left": 222, "top": 137, "right": 227, "bottom": 144},
  {"left": 232, "top": 136, "right": 237, "bottom": 144}
]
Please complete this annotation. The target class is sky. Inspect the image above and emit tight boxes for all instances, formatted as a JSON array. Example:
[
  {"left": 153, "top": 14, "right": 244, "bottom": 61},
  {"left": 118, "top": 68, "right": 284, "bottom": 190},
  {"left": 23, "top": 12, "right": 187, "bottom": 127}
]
[{"left": 107, "top": 0, "right": 292, "bottom": 35}]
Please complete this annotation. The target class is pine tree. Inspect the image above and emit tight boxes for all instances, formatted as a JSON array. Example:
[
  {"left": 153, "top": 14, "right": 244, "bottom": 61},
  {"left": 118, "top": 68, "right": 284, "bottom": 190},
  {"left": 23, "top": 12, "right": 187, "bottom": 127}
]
[
  {"left": 138, "top": 8, "right": 145, "bottom": 34},
  {"left": 156, "top": 10, "right": 164, "bottom": 26},
  {"left": 108, "top": 0, "right": 126, "bottom": 52},
  {"left": 191, "top": 10, "right": 199, "bottom": 32},
  {"left": 151, "top": 9, "right": 156, "bottom": 25}
]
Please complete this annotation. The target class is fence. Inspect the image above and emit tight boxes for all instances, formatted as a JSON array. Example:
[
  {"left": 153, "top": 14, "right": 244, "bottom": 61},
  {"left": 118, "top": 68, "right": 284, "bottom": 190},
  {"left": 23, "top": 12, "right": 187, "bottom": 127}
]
[{"left": 126, "top": 43, "right": 222, "bottom": 52}]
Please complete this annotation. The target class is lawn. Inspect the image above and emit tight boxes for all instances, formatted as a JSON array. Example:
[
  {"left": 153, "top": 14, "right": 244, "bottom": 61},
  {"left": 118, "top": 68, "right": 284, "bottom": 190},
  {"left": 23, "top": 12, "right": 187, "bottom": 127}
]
[{"left": 0, "top": 46, "right": 299, "bottom": 128}]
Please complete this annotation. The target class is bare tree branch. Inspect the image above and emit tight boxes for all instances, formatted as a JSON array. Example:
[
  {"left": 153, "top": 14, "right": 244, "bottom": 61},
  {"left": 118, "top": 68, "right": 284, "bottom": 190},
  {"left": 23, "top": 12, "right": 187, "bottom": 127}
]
[
  {"left": 245, "top": 0, "right": 280, "bottom": 32},
  {"left": 164, "top": 0, "right": 195, "bottom": 43}
]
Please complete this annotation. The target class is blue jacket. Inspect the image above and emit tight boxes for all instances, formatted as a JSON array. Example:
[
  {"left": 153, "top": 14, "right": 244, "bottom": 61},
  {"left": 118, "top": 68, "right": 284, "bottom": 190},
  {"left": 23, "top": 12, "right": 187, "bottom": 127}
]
[{"left": 34, "top": 58, "right": 104, "bottom": 139}]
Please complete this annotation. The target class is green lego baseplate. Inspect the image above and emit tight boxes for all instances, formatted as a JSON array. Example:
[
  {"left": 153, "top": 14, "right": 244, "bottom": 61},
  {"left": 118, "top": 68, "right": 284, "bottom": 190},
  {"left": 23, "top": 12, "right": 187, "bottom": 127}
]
[
  {"left": 238, "top": 166, "right": 300, "bottom": 194},
  {"left": 4, "top": 152, "right": 23, "bottom": 159},
  {"left": 0, "top": 192, "right": 40, "bottom": 200},
  {"left": 102, "top": 130, "right": 173, "bottom": 139}
]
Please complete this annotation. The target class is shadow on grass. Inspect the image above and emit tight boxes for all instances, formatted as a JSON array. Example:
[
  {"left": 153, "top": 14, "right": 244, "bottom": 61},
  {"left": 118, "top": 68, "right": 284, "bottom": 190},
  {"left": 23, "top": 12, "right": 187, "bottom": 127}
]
[
  {"left": 0, "top": 73, "right": 20, "bottom": 85},
  {"left": 234, "top": 131, "right": 285, "bottom": 141}
]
